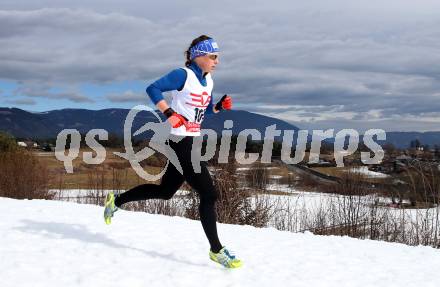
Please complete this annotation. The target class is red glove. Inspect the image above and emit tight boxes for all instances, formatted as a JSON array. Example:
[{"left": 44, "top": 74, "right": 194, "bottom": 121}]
[
  {"left": 215, "top": 95, "right": 232, "bottom": 111},
  {"left": 163, "top": 108, "right": 188, "bottom": 128},
  {"left": 169, "top": 113, "right": 188, "bottom": 128}
]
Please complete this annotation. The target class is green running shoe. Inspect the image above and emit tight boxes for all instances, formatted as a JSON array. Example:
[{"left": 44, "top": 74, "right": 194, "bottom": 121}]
[
  {"left": 104, "top": 192, "right": 118, "bottom": 225},
  {"left": 209, "top": 247, "right": 243, "bottom": 268}
]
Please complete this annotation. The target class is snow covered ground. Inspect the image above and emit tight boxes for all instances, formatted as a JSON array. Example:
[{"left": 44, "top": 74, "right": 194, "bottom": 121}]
[
  {"left": 1, "top": 197, "right": 439, "bottom": 287},
  {"left": 347, "top": 166, "right": 389, "bottom": 178},
  {"left": 51, "top": 189, "right": 190, "bottom": 199}
]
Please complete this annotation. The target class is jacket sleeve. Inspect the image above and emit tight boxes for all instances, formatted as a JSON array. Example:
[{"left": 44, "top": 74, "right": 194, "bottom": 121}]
[{"left": 146, "top": 68, "right": 187, "bottom": 105}]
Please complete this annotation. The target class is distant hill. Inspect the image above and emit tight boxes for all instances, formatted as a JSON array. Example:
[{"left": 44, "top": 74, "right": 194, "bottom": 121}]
[
  {"left": 0, "top": 107, "right": 299, "bottom": 140},
  {"left": 330, "top": 132, "right": 440, "bottom": 149},
  {"left": 382, "top": 132, "right": 440, "bottom": 149}
]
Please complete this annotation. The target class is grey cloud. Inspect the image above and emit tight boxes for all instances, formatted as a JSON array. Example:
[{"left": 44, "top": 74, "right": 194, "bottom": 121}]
[
  {"left": 0, "top": 1, "right": 440, "bottom": 131},
  {"left": 13, "top": 83, "right": 94, "bottom": 103},
  {"left": 0, "top": 8, "right": 170, "bottom": 84},
  {"left": 106, "top": 90, "right": 147, "bottom": 103},
  {"left": 53, "top": 92, "right": 94, "bottom": 103},
  {"left": 6, "top": 98, "right": 36, "bottom": 105}
]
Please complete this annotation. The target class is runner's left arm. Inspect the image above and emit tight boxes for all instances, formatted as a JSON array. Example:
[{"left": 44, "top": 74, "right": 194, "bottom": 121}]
[{"left": 146, "top": 68, "right": 186, "bottom": 113}]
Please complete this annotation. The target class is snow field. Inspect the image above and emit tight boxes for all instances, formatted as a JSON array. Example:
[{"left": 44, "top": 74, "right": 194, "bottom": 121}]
[{"left": 1, "top": 197, "right": 439, "bottom": 287}]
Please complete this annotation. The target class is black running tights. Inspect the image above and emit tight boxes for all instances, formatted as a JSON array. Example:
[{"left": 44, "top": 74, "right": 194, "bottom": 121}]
[{"left": 114, "top": 136, "right": 223, "bottom": 253}]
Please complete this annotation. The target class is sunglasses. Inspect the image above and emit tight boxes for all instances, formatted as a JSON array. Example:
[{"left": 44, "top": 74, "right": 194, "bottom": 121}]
[{"left": 205, "top": 53, "right": 219, "bottom": 60}]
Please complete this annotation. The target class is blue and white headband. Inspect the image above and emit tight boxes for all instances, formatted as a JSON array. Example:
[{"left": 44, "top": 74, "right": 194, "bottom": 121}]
[{"left": 189, "top": 38, "right": 219, "bottom": 60}]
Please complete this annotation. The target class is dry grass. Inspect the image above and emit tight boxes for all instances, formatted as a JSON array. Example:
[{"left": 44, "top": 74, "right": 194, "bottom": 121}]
[
  {"left": 311, "top": 166, "right": 389, "bottom": 184},
  {"left": 35, "top": 148, "right": 165, "bottom": 189}
]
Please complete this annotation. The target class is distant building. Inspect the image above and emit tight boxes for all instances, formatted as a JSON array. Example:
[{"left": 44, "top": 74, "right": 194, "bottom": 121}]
[{"left": 17, "top": 141, "right": 38, "bottom": 148}]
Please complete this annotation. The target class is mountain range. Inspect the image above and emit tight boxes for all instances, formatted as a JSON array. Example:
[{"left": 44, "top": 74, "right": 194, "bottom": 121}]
[
  {"left": 1, "top": 107, "right": 439, "bottom": 149},
  {"left": 0, "top": 107, "right": 299, "bottom": 141}
]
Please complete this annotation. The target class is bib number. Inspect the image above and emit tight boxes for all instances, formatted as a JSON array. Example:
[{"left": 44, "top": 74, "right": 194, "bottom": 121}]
[{"left": 194, "top": 108, "right": 205, "bottom": 123}]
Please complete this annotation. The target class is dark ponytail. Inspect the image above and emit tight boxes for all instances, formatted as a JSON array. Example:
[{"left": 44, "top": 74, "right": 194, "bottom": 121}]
[{"left": 185, "top": 35, "right": 212, "bottom": 67}]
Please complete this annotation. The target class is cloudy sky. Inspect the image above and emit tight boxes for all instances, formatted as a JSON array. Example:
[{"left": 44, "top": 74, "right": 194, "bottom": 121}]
[{"left": 1, "top": 0, "right": 440, "bottom": 132}]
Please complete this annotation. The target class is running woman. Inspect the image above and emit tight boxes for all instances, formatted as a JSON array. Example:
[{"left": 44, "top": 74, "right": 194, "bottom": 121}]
[{"left": 104, "top": 35, "right": 242, "bottom": 268}]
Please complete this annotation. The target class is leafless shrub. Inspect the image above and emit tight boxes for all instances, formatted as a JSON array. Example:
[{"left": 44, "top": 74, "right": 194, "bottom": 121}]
[
  {"left": 267, "top": 168, "right": 440, "bottom": 248},
  {"left": 277, "top": 171, "right": 299, "bottom": 187},
  {"left": 184, "top": 161, "right": 271, "bottom": 227},
  {"left": 81, "top": 166, "right": 106, "bottom": 205},
  {"left": 245, "top": 161, "right": 269, "bottom": 190},
  {"left": 0, "top": 146, "right": 51, "bottom": 199},
  {"left": 109, "top": 166, "right": 129, "bottom": 192},
  {"left": 124, "top": 197, "right": 187, "bottom": 217},
  {"left": 402, "top": 161, "right": 440, "bottom": 206}
]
